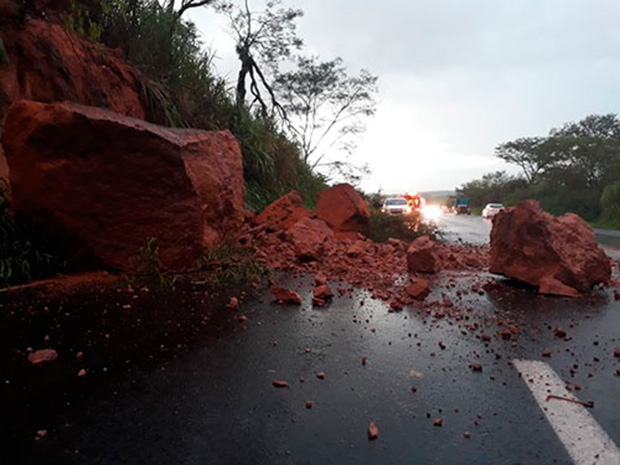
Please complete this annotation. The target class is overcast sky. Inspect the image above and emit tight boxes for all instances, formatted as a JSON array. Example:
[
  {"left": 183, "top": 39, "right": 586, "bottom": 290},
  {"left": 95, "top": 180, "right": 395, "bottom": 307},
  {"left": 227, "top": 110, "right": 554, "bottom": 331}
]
[{"left": 188, "top": 0, "right": 620, "bottom": 193}]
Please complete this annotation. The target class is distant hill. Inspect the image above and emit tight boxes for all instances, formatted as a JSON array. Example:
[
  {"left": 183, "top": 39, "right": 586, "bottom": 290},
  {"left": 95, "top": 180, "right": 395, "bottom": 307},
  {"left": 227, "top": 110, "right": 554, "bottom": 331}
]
[{"left": 421, "top": 190, "right": 455, "bottom": 199}]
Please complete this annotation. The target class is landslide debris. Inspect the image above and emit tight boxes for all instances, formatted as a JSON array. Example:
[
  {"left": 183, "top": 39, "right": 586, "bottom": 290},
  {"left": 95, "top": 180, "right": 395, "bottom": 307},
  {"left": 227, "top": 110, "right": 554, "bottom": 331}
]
[{"left": 247, "top": 188, "right": 489, "bottom": 309}]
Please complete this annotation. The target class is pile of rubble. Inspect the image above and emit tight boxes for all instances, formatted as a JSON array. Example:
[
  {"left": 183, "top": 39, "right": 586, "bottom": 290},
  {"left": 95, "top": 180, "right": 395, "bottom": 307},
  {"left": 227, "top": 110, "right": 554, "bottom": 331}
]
[
  {"left": 243, "top": 187, "right": 613, "bottom": 305},
  {"left": 242, "top": 185, "right": 489, "bottom": 309}
]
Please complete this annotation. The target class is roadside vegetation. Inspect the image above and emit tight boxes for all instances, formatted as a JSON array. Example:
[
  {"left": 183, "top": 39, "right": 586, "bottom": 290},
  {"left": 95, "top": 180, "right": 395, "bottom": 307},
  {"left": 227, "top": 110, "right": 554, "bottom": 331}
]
[
  {"left": 0, "top": 181, "right": 56, "bottom": 287},
  {"left": 455, "top": 114, "right": 620, "bottom": 225},
  {"left": 366, "top": 210, "right": 440, "bottom": 243}
]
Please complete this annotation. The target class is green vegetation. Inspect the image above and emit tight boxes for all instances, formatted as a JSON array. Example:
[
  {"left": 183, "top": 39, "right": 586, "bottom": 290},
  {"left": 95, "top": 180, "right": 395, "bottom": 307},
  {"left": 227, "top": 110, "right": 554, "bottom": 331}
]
[
  {"left": 129, "top": 237, "right": 177, "bottom": 289},
  {"left": 458, "top": 114, "right": 620, "bottom": 225},
  {"left": 197, "top": 242, "right": 266, "bottom": 286},
  {"left": 0, "top": 181, "right": 56, "bottom": 287},
  {"left": 366, "top": 210, "right": 440, "bottom": 243}
]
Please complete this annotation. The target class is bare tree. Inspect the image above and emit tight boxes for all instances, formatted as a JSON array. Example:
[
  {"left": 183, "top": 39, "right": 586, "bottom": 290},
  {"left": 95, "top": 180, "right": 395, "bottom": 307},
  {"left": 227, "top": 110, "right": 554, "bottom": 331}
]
[
  {"left": 215, "top": 0, "right": 303, "bottom": 115},
  {"left": 273, "top": 55, "right": 378, "bottom": 171}
]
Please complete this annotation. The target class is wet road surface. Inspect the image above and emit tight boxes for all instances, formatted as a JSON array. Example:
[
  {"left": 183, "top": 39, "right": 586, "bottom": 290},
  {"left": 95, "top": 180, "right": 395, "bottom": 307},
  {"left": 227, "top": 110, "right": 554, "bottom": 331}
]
[
  {"left": 53, "top": 276, "right": 619, "bottom": 465},
  {"left": 5, "top": 216, "right": 620, "bottom": 464}
]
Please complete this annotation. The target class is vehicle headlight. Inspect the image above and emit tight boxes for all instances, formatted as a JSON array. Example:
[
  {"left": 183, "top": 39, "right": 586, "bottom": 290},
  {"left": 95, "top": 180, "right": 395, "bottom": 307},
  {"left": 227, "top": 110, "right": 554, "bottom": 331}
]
[{"left": 422, "top": 205, "right": 441, "bottom": 220}]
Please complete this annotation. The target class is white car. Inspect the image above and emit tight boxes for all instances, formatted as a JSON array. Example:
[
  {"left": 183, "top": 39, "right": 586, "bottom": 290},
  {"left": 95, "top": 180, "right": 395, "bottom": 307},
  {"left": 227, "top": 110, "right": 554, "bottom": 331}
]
[
  {"left": 482, "top": 203, "right": 505, "bottom": 219},
  {"left": 381, "top": 197, "right": 412, "bottom": 215}
]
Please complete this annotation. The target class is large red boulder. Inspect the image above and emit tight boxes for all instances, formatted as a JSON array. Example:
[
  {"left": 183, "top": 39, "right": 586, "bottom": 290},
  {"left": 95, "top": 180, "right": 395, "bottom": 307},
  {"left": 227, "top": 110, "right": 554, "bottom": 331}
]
[
  {"left": 254, "top": 191, "right": 314, "bottom": 231},
  {"left": 285, "top": 217, "right": 334, "bottom": 261},
  {"left": 316, "top": 184, "right": 370, "bottom": 234},
  {"left": 407, "top": 236, "right": 441, "bottom": 273},
  {"left": 2, "top": 100, "right": 245, "bottom": 270},
  {"left": 490, "top": 201, "right": 611, "bottom": 295}
]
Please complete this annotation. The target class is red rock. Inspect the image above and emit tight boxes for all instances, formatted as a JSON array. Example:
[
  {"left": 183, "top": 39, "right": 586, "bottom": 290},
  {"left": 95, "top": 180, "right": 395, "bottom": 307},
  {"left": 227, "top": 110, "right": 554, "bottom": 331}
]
[
  {"left": 0, "top": 19, "right": 147, "bottom": 179},
  {"left": 316, "top": 184, "right": 370, "bottom": 234},
  {"left": 470, "top": 363, "right": 483, "bottom": 372},
  {"left": 554, "top": 327, "right": 566, "bottom": 338},
  {"left": 614, "top": 347, "right": 620, "bottom": 357},
  {"left": 407, "top": 236, "right": 442, "bottom": 273},
  {"left": 490, "top": 201, "right": 610, "bottom": 294},
  {"left": 463, "top": 431, "right": 471, "bottom": 439},
  {"left": 227, "top": 297, "right": 239, "bottom": 310},
  {"left": 285, "top": 217, "right": 334, "bottom": 261},
  {"left": 316, "top": 371, "right": 326, "bottom": 379},
  {"left": 237, "top": 315, "right": 248, "bottom": 323},
  {"left": 77, "top": 369, "right": 87, "bottom": 377},
  {"left": 305, "top": 401, "right": 314, "bottom": 409},
  {"left": 434, "top": 418, "right": 443, "bottom": 427},
  {"left": 312, "top": 297, "right": 326, "bottom": 307},
  {"left": 255, "top": 191, "right": 314, "bottom": 231},
  {"left": 541, "top": 349, "right": 552, "bottom": 357},
  {"left": 346, "top": 240, "right": 368, "bottom": 258},
  {"left": 272, "top": 380, "right": 289, "bottom": 388},
  {"left": 3, "top": 101, "right": 244, "bottom": 270},
  {"left": 315, "top": 273, "right": 327, "bottom": 286},
  {"left": 539, "top": 277, "right": 580, "bottom": 298},
  {"left": 28, "top": 349, "right": 58, "bottom": 366},
  {"left": 271, "top": 287, "right": 303, "bottom": 304},
  {"left": 405, "top": 278, "right": 431, "bottom": 300},
  {"left": 313, "top": 284, "right": 334, "bottom": 300},
  {"left": 368, "top": 420, "right": 379, "bottom": 440}
]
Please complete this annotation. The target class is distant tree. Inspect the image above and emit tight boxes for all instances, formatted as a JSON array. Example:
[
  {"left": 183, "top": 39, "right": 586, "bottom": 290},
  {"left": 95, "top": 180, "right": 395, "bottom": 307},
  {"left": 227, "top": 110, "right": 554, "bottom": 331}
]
[
  {"left": 546, "top": 114, "right": 620, "bottom": 189},
  {"left": 215, "top": 0, "right": 303, "bottom": 114},
  {"left": 456, "top": 171, "right": 526, "bottom": 208},
  {"left": 495, "top": 137, "right": 555, "bottom": 183},
  {"left": 273, "top": 55, "right": 377, "bottom": 177}
]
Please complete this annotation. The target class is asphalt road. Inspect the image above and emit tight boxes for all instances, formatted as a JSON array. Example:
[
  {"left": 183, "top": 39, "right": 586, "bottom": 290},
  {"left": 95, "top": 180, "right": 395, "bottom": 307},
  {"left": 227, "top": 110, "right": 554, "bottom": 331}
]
[{"left": 8, "top": 215, "right": 620, "bottom": 465}]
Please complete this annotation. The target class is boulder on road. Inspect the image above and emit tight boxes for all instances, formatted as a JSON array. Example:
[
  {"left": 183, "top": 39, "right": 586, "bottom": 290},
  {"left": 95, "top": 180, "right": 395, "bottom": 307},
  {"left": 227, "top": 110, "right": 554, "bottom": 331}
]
[
  {"left": 2, "top": 100, "right": 245, "bottom": 270},
  {"left": 316, "top": 184, "right": 370, "bottom": 234},
  {"left": 254, "top": 191, "right": 314, "bottom": 231},
  {"left": 407, "top": 236, "right": 441, "bottom": 273},
  {"left": 490, "top": 201, "right": 610, "bottom": 295},
  {"left": 286, "top": 217, "right": 334, "bottom": 261}
]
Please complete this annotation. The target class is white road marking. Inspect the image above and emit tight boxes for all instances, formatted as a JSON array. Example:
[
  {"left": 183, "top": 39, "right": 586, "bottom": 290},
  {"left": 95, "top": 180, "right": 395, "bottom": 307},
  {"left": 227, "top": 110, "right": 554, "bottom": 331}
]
[{"left": 513, "top": 359, "right": 620, "bottom": 465}]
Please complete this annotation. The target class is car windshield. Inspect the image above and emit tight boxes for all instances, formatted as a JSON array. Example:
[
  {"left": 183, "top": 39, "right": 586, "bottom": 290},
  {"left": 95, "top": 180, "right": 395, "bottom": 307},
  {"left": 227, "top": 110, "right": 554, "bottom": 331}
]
[{"left": 384, "top": 198, "right": 408, "bottom": 206}]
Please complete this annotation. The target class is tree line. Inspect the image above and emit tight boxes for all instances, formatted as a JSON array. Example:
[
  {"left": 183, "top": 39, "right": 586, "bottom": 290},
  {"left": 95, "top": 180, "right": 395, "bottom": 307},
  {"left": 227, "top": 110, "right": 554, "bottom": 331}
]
[{"left": 457, "top": 114, "right": 620, "bottom": 225}]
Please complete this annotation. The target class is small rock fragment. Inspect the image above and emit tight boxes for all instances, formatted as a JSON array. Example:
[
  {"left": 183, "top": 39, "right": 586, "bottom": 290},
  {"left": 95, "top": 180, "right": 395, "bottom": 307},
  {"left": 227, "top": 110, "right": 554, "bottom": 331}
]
[
  {"left": 77, "top": 369, "right": 87, "bottom": 377},
  {"left": 28, "top": 349, "right": 58, "bottom": 366},
  {"left": 305, "top": 401, "right": 314, "bottom": 409},
  {"left": 368, "top": 420, "right": 379, "bottom": 440},
  {"left": 541, "top": 349, "right": 552, "bottom": 357},
  {"left": 313, "top": 284, "right": 334, "bottom": 301},
  {"left": 434, "top": 418, "right": 443, "bottom": 427},
  {"left": 470, "top": 363, "right": 483, "bottom": 372},
  {"left": 316, "top": 371, "right": 325, "bottom": 379},
  {"left": 554, "top": 327, "right": 566, "bottom": 338},
  {"left": 272, "top": 380, "right": 289, "bottom": 388},
  {"left": 463, "top": 431, "right": 471, "bottom": 439},
  {"left": 227, "top": 297, "right": 239, "bottom": 310},
  {"left": 614, "top": 347, "right": 620, "bottom": 358},
  {"left": 271, "top": 287, "right": 302, "bottom": 305}
]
